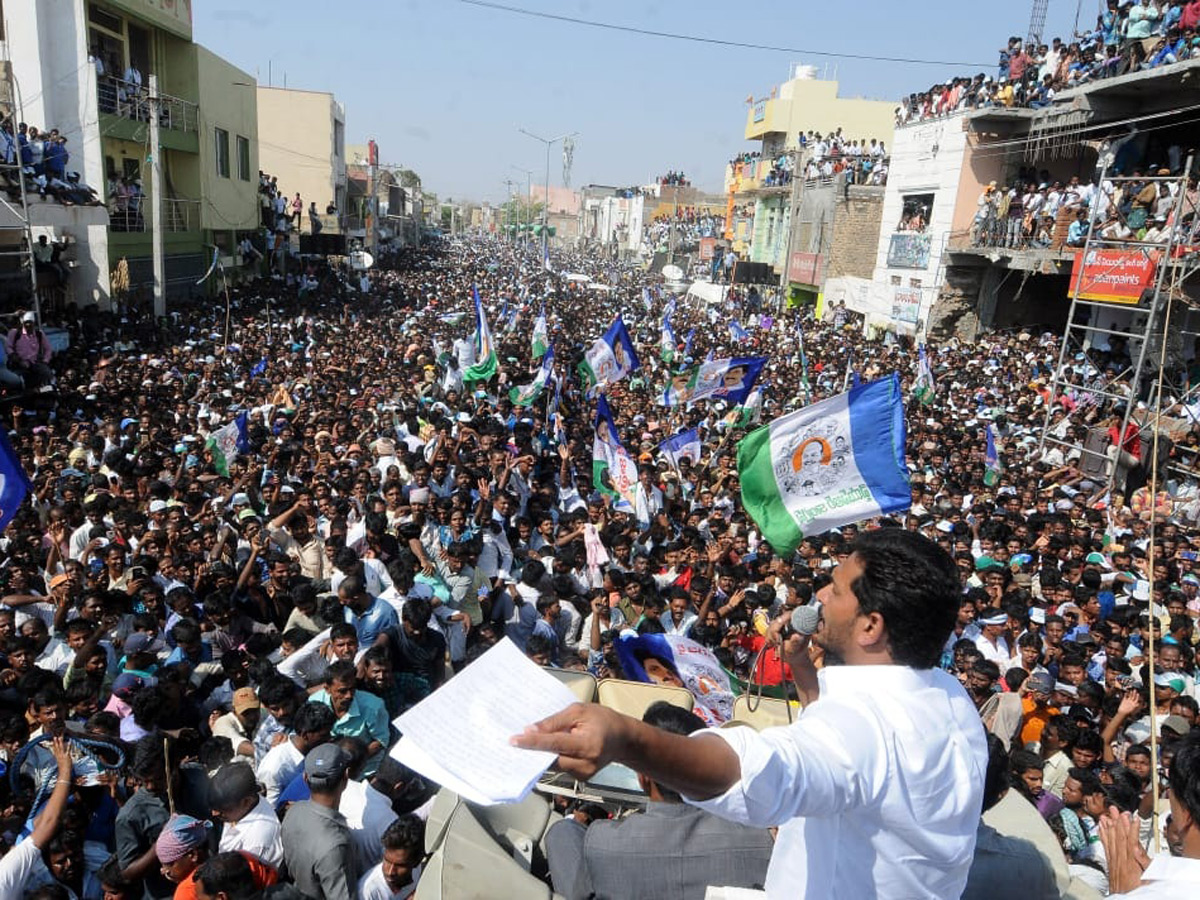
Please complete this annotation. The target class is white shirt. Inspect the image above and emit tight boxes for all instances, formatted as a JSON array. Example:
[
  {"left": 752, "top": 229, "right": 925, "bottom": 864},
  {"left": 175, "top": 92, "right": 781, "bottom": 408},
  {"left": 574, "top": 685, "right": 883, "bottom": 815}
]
[
  {"left": 690, "top": 665, "right": 987, "bottom": 899},
  {"left": 341, "top": 779, "right": 399, "bottom": 874},
  {"left": 358, "top": 862, "right": 421, "bottom": 900},
  {"left": 1113, "top": 855, "right": 1200, "bottom": 898},
  {"left": 0, "top": 837, "right": 41, "bottom": 898},
  {"left": 219, "top": 795, "right": 284, "bottom": 868},
  {"left": 258, "top": 739, "right": 303, "bottom": 804},
  {"left": 974, "top": 632, "right": 1012, "bottom": 667}
]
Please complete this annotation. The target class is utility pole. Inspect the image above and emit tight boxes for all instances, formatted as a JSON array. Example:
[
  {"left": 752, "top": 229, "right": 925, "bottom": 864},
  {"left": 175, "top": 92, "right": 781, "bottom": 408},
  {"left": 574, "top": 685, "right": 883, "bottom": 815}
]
[
  {"left": 518, "top": 128, "right": 578, "bottom": 259},
  {"left": 667, "top": 188, "right": 678, "bottom": 267},
  {"left": 149, "top": 74, "right": 166, "bottom": 319}
]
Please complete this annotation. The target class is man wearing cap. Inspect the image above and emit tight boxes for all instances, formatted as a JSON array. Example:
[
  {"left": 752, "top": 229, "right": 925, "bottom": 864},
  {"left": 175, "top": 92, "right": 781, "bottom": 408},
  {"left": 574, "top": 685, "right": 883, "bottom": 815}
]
[
  {"left": 157, "top": 813, "right": 276, "bottom": 900},
  {"left": 211, "top": 687, "right": 261, "bottom": 760},
  {"left": 282, "top": 743, "right": 358, "bottom": 900},
  {"left": 4, "top": 310, "right": 53, "bottom": 389},
  {"left": 975, "top": 610, "right": 1014, "bottom": 667}
]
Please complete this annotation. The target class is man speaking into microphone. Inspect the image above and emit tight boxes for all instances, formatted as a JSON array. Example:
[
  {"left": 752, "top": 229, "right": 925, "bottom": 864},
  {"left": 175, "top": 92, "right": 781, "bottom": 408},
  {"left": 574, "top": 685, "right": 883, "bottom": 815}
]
[{"left": 514, "top": 529, "right": 988, "bottom": 900}]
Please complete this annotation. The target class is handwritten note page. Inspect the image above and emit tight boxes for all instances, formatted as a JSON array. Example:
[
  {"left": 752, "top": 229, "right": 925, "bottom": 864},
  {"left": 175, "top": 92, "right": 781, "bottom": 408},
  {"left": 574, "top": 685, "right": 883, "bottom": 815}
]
[{"left": 390, "top": 637, "right": 578, "bottom": 805}]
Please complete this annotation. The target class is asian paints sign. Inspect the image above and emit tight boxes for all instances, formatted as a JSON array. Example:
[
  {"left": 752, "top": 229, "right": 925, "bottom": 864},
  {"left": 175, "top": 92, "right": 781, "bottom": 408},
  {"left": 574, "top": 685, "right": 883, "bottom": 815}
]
[{"left": 1070, "top": 249, "right": 1158, "bottom": 304}]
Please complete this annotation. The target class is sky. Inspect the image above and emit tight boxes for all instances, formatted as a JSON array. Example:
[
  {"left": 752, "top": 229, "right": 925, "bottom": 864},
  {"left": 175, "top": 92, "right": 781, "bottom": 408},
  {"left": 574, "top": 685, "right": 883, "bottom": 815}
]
[{"left": 194, "top": 0, "right": 1098, "bottom": 205}]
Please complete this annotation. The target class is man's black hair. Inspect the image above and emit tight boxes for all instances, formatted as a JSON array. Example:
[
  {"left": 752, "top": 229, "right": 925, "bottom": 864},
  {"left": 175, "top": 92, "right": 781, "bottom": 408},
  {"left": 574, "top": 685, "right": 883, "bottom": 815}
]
[
  {"left": 293, "top": 701, "right": 336, "bottom": 736},
  {"left": 194, "top": 853, "right": 257, "bottom": 900},
  {"left": 209, "top": 762, "right": 259, "bottom": 811},
  {"left": 845, "top": 529, "right": 960, "bottom": 668},
  {"left": 381, "top": 813, "right": 425, "bottom": 854},
  {"left": 1169, "top": 730, "right": 1200, "bottom": 827},
  {"left": 981, "top": 733, "right": 1010, "bottom": 812}
]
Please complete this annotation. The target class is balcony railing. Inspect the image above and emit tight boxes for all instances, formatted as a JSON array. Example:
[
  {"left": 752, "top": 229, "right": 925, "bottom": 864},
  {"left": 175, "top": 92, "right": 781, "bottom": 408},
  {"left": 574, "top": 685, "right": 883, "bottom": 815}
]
[
  {"left": 950, "top": 207, "right": 1081, "bottom": 255},
  {"left": 163, "top": 198, "right": 200, "bottom": 232},
  {"left": 97, "top": 77, "right": 199, "bottom": 133},
  {"left": 107, "top": 197, "right": 200, "bottom": 233}
]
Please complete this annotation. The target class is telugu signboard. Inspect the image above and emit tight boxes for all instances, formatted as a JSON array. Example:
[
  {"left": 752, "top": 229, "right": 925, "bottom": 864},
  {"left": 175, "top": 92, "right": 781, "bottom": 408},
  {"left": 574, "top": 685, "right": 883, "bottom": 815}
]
[
  {"left": 1070, "top": 249, "right": 1158, "bottom": 305},
  {"left": 891, "top": 287, "right": 922, "bottom": 324},
  {"left": 699, "top": 237, "right": 716, "bottom": 261}
]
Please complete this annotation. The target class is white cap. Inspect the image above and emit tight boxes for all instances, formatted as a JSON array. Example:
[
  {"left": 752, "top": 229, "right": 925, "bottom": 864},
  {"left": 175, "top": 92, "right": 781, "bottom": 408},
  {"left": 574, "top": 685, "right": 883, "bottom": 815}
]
[
  {"left": 148, "top": 499, "right": 168, "bottom": 513},
  {"left": 21, "top": 311, "right": 35, "bottom": 323}
]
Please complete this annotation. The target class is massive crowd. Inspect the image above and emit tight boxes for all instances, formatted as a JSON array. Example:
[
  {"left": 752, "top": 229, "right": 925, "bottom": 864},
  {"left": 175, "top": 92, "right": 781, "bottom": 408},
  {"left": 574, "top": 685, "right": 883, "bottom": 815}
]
[
  {"left": 0, "top": 230, "right": 1196, "bottom": 898},
  {"left": 899, "top": 0, "right": 1200, "bottom": 124}
]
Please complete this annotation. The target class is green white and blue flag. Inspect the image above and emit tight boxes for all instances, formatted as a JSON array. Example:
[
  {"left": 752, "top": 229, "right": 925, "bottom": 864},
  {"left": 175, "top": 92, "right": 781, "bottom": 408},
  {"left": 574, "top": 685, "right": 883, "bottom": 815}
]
[{"left": 737, "top": 375, "right": 910, "bottom": 554}]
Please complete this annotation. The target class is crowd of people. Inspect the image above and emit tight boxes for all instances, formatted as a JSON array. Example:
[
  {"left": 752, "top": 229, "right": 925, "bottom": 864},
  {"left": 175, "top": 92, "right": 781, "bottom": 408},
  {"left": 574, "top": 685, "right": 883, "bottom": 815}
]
[
  {"left": 899, "top": 0, "right": 1200, "bottom": 125},
  {"left": 643, "top": 206, "right": 725, "bottom": 255},
  {"left": 728, "top": 134, "right": 890, "bottom": 190},
  {"left": 1, "top": 116, "right": 100, "bottom": 210},
  {"left": 657, "top": 171, "right": 690, "bottom": 187},
  {"left": 968, "top": 146, "right": 1199, "bottom": 251},
  {"left": 0, "top": 229, "right": 1197, "bottom": 897}
]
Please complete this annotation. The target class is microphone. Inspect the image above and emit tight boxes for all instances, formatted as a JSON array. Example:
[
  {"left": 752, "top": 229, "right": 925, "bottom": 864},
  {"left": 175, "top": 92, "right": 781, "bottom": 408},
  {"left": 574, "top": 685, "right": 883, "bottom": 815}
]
[{"left": 782, "top": 604, "right": 820, "bottom": 639}]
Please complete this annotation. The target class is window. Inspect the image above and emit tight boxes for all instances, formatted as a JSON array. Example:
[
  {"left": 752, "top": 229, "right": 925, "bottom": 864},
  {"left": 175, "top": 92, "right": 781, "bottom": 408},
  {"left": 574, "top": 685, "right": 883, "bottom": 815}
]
[
  {"left": 236, "top": 135, "right": 251, "bottom": 181},
  {"left": 890, "top": 275, "right": 902, "bottom": 286},
  {"left": 898, "top": 193, "right": 934, "bottom": 233},
  {"left": 909, "top": 278, "right": 923, "bottom": 289},
  {"left": 215, "top": 128, "right": 230, "bottom": 178}
]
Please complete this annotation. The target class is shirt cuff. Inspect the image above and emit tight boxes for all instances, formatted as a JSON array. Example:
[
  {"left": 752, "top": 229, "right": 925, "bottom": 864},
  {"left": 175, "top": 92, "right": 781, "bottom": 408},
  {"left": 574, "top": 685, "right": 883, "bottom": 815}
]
[{"left": 683, "top": 726, "right": 774, "bottom": 826}]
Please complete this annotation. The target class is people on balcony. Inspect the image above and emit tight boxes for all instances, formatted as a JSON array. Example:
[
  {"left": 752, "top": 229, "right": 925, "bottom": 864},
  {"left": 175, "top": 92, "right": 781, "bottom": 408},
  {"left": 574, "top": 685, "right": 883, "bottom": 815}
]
[{"left": 899, "top": 3, "right": 1200, "bottom": 125}]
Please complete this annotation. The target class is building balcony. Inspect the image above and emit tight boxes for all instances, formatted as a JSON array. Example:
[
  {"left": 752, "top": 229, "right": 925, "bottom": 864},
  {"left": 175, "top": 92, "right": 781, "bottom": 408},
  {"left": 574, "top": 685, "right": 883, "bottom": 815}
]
[
  {"left": 946, "top": 208, "right": 1081, "bottom": 273},
  {"left": 97, "top": 77, "right": 200, "bottom": 153},
  {"left": 107, "top": 197, "right": 201, "bottom": 235}
]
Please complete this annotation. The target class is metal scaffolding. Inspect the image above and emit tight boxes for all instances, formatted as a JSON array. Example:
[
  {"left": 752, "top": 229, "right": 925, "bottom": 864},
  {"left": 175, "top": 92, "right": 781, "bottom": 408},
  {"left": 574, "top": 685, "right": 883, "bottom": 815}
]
[
  {"left": 1037, "top": 162, "right": 1199, "bottom": 498},
  {"left": 0, "top": 57, "right": 42, "bottom": 324}
]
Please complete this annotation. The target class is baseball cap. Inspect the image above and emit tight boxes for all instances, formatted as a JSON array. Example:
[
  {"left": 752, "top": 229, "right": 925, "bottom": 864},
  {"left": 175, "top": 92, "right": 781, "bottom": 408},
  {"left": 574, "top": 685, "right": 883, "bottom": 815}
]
[
  {"left": 1161, "top": 715, "right": 1191, "bottom": 736},
  {"left": 1154, "top": 672, "right": 1187, "bottom": 693},
  {"left": 232, "top": 687, "right": 260, "bottom": 713},
  {"left": 112, "top": 672, "right": 145, "bottom": 699},
  {"left": 123, "top": 632, "right": 153, "bottom": 655},
  {"left": 231, "top": 492, "right": 251, "bottom": 507},
  {"left": 49, "top": 573, "right": 70, "bottom": 589},
  {"left": 304, "top": 743, "right": 352, "bottom": 783}
]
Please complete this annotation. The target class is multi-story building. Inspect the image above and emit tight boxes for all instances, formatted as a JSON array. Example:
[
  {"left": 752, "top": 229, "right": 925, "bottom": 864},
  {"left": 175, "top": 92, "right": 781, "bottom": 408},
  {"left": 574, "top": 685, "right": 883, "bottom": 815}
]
[
  {"left": 257, "top": 86, "right": 346, "bottom": 235},
  {"left": 6, "top": 0, "right": 258, "bottom": 308},
  {"left": 728, "top": 67, "right": 894, "bottom": 295},
  {"left": 877, "top": 59, "right": 1200, "bottom": 342}
]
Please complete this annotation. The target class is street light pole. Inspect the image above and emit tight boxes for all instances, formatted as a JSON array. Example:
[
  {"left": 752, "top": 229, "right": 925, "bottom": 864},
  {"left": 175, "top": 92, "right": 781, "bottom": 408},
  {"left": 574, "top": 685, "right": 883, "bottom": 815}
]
[{"left": 518, "top": 128, "right": 578, "bottom": 259}]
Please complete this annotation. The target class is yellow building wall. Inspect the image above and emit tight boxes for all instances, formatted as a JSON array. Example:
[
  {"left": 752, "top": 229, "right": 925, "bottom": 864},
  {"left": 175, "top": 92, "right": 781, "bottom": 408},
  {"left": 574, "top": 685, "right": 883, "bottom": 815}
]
[
  {"left": 256, "top": 86, "right": 340, "bottom": 214},
  {"left": 197, "top": 46, "right": 258, "bottom": 231},
  {"left": 745, "top": 78, "right": 895, "bottom": 148}
]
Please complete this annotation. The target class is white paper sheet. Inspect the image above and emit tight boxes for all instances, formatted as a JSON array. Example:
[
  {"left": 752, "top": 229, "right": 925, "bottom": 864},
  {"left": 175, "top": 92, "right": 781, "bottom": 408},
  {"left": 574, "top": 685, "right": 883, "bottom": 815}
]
[{"left": 389, "top": 637, "right": 577, "bottom": 805}]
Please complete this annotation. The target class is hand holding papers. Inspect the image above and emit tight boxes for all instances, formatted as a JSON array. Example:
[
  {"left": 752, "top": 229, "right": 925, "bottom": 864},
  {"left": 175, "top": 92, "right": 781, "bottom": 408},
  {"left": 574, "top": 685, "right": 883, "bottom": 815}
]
[{"left": 389, "top": 638, "right": 577, "bottom": 805}]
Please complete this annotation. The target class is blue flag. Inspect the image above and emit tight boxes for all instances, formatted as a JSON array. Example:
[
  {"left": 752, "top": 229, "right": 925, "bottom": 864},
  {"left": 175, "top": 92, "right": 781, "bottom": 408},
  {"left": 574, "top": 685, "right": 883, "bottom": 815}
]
[
  {"left": 250, "top": 359, "right": 267, "bottom": 378},
  {"left": 729, "top": 320, "right": 750, "bottom": 343},
  {"left": 0, "top": 429, "right": 31, "bottom": 534},
  {"left": 683, "top": 328, "right": 695, "bottom": 359},
  {"left": 235, "top": 411, "right": 252, "bottom": 456}
]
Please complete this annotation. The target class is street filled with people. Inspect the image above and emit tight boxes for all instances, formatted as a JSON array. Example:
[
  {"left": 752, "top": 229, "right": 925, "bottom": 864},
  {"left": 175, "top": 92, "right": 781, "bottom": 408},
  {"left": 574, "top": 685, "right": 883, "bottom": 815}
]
[{"left": 0, "top": 228, "right": 1197, "bottom": 899}]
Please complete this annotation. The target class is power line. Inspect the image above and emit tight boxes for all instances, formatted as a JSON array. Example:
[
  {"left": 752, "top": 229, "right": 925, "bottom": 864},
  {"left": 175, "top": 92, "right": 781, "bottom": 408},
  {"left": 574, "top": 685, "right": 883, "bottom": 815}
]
[{"left": 458, "top": 0, "right": 995, "bottom": 68}]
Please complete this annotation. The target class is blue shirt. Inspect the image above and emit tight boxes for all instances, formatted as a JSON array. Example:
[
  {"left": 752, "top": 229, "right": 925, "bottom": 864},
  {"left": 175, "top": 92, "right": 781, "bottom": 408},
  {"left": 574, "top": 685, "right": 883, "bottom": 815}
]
[
  {"left": 532, "top": 618, "right": 559, "bottom": 664},
  {"left": 163, "top": 641, "right": 213, "bottom": 668},
  {"left": 310, "top": 688, "right": 391, "bottom": 776},
  {"left": 343, "top": 595, "right": 398, "bottom": 647}
]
